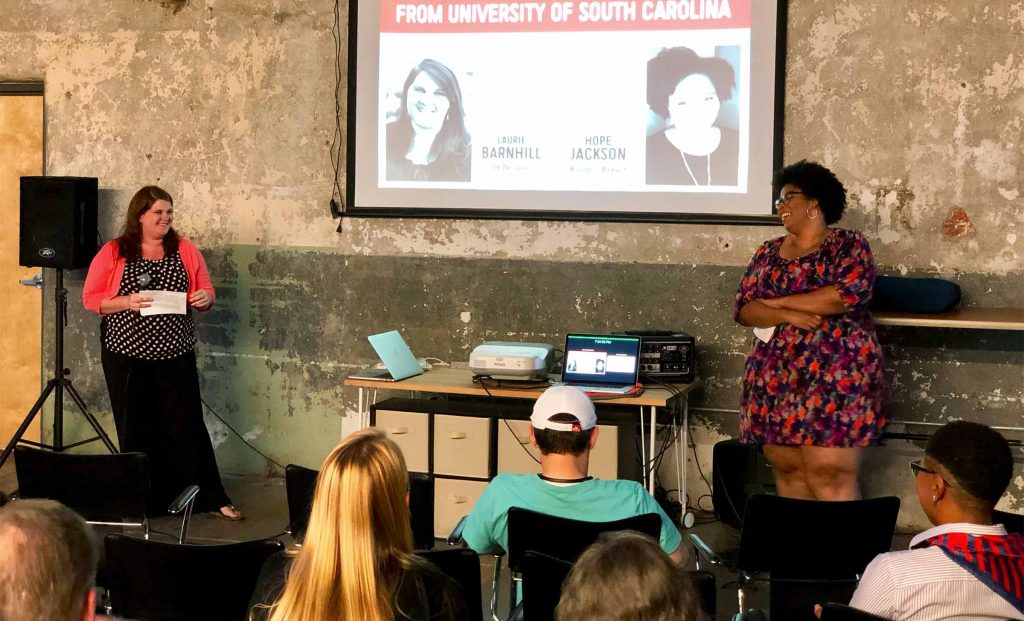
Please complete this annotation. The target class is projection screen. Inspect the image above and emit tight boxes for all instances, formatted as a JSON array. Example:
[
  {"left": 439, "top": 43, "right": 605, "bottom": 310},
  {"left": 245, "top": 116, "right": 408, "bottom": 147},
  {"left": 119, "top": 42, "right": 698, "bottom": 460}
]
[{"left": 347, "top": 0, "right": 787, "bottom": 223}]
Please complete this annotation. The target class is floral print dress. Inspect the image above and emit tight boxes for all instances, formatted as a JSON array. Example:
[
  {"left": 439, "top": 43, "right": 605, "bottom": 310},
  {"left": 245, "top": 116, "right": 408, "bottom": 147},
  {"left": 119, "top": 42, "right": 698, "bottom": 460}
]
[{"left": 734, "top": 228, "right": 886, "bottom": 447}]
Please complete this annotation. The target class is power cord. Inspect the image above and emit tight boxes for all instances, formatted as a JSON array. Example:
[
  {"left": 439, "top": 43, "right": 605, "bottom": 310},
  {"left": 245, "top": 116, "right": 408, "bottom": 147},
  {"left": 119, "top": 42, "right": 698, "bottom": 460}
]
[
  {"left": 638, "top": 374, "right": 715, "bottom": 518},
  {"left": 637, "top": 376, "right": 683, "bottom": 494},
  {"left": 472, "top": 374, "right": 545, "bottom": 465},
  {"left": 200, "top": 398, "right": 286, "bottom": 471},
  {"left": 328, "top": 0, "right": 346, "bottom": 230},
  {"left": 688, "top": 411, "right": 714, "bottom": 507}
]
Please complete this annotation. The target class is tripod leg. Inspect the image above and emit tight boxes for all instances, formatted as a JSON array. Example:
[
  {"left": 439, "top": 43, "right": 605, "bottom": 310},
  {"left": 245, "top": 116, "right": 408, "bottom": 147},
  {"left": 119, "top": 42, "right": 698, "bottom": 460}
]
[
  {"left": 0, "top": 379, "right": 58, "bottom": 468},
  {"left": 63, "top": 380, "right": 118, "bottom": 454}
]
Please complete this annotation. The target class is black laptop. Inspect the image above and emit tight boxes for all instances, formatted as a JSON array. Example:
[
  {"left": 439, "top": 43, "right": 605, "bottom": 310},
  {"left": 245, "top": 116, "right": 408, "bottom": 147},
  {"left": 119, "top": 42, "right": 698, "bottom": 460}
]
[{"left": 554, "top": 333, "right": 641, "bottom": 394}]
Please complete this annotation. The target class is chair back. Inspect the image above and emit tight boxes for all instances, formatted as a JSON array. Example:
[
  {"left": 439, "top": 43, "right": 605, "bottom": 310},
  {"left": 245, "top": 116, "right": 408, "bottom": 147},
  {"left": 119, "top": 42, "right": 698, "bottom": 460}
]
[
  {"left": 284, "top": 464, "right": 318, "bottom": 542},
  {"left": 737, "top": 494, "right": 900, "bottom": 579},
  {"left": 733, "top": 494, "right": 899, "bottom": 621},
  {"left": 819, "top": 602, "right": 892, "bottom": 620},
  {"left": 520, "top": 550, "right": 573, "bottom": 621},
  {"left": 689, "top": 570, "right": 717, "bottom": 618},
  {"left": 286, "top": 464, "right": 435, "bottom": 549},
  {"left": 14, "top": 446, "right": 149, "bottom": 524},
  {"left": 104, "top": 533, "right": 284, "bottom": 621},
  {"left": 506, "top": 507, "right": 661, "bottom": 572},
  {"left": 417, "top": 547, "right": 482, "bottom": 621},
  {"left": 994, "top": 509, "right": 1023, "bottom": 535},
  {"left": 409, "top": 472, "right": 435, "bottom": 550}
]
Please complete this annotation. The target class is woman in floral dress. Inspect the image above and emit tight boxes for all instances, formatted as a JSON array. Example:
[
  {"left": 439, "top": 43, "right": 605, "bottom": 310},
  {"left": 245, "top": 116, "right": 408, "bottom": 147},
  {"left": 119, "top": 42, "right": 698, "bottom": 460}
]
[{"left": 734, "top": 160, "right": 885, "bottom": 500}]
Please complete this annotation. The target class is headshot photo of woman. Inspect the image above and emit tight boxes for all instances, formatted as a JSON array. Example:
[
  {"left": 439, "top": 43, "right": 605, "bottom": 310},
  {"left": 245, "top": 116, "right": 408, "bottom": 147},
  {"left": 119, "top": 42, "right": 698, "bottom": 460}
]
[
  {"left": 646, "top": 46, "right": 739, "bottom": 187},
  {"left": 385, "top": 58, "right": 471, "bottom": 182}
]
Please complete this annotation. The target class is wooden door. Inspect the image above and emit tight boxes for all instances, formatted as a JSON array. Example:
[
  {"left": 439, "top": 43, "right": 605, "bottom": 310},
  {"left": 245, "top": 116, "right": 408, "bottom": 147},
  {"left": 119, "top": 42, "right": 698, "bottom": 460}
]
[{"left": 0, "top": 84, "right": 44, "bottom": 447}]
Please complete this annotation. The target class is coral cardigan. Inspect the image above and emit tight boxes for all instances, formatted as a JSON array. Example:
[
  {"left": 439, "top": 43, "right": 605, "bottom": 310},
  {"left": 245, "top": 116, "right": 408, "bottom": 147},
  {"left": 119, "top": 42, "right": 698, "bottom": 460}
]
[{"left": 82, "top": 238, "right": 215, "bottom": 315}]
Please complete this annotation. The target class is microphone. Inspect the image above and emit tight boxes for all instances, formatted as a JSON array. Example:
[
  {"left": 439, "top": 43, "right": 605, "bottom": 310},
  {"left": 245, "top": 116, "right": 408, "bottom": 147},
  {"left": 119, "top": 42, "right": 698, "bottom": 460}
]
[{"left": 138, "top": 273, "right": 152, "bottom": 288}]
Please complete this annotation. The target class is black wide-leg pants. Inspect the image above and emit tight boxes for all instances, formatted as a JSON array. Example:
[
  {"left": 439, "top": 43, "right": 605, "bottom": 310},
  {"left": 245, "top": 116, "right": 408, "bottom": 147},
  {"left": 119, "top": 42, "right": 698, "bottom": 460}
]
[{"left": 101, "top": 347, "right": 231, "bottom": 513}]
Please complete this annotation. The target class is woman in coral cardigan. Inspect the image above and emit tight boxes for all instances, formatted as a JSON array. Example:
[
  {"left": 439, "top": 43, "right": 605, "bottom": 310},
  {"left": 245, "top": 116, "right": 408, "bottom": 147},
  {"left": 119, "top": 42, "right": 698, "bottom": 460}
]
[{"left": 83, "top": 185, "right": 240, "bottom": 520}]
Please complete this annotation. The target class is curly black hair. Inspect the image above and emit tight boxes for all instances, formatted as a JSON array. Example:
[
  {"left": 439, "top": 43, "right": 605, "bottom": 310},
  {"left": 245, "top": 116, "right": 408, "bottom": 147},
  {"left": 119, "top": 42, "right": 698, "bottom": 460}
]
[
  {"left": 772, "top": 160, "right": 847, "bottom": 224},
  {"left": 926, "top": 420, "right": 1013, "bottom": 506},
  {"left": 646, "top": 46, "right": 735, "bottom": 119}
]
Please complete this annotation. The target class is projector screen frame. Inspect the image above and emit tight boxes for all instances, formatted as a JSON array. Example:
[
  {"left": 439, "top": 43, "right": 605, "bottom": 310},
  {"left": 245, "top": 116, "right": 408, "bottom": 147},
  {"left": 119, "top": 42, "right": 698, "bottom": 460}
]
[{"left": 346, "top": 0, "right": 789, "bottom": 225}]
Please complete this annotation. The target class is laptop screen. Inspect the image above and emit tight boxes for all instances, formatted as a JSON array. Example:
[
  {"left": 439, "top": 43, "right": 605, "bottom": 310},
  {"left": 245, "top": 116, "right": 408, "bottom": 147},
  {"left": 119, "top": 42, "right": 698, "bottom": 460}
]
[{"left": 562, "top": 334, "right": 641, "bottom": 385}]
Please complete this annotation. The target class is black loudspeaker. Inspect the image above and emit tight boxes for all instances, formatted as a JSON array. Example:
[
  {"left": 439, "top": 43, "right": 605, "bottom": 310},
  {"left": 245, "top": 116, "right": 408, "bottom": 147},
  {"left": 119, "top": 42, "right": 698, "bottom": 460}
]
[
  {"left": 19, "top": 176, "right": 98, "bottom": 269},
  {"left": 712, "top": 439, "right": 776, "bottom": 529},
  {"left": 409, "top": 473, "right": 435, "bottom": 550}
]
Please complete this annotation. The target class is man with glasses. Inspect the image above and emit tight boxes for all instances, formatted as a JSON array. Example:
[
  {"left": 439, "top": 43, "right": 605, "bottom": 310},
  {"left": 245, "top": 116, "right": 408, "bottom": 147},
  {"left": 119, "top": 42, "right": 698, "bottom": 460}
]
[{"left": 849, "top": 420, "right": 1022, "bottom": 620}]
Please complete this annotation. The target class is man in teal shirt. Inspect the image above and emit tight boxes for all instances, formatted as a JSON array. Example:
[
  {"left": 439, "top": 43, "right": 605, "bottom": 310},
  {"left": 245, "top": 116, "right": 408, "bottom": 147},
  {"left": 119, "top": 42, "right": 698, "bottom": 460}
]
[{"left": 461, "top": 386, "right": 685, "bottom": 562}]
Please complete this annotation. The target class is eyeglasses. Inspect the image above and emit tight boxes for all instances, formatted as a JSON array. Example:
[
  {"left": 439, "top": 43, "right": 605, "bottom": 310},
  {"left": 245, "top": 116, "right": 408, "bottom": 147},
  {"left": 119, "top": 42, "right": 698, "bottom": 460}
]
[
  {"left": 908, "top": 459, "right": 935, "bottom": 477},
  {"left": 909, "top": 459, "right": 953, "bottom": 486},
  {"left": 774, "top": 191, "right": 805, "bottom": 209}
]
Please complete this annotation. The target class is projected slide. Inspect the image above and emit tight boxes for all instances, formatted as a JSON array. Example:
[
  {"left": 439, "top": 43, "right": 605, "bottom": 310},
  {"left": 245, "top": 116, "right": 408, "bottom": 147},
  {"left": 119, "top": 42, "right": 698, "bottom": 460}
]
[{"left": 350, "top": 0, "right": 785, "bottom": 221}]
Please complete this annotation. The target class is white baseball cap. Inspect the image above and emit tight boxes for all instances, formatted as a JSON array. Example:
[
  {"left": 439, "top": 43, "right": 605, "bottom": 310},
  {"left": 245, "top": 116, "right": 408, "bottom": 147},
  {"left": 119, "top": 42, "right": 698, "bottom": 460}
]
[{"left": 531, "top": 386, "right": 597, "bottom": 432}]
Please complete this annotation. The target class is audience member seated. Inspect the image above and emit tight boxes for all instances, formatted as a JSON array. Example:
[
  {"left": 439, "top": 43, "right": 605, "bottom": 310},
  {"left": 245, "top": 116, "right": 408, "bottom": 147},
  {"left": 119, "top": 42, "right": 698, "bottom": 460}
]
[
  {"left": 848, "top": 421, "right": 1022, "bottom": 620},
  {"left": 0, "top": 499, "right": 99, "bottom": 621},
  {"left": 461, "top": 385, "right": 684, "bottom": 562},
  {"left": 249, "top": 428, "right": 465, "bottom": 621},
  {"left": 556, "top": 530, "right": 705, "bottom": 621}
]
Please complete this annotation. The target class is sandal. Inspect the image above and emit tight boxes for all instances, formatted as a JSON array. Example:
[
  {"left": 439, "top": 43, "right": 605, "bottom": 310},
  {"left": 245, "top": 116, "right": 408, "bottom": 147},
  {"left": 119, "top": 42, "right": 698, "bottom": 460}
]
[{"left": 216, "top": 504, "right": 244, "bottom": 521}]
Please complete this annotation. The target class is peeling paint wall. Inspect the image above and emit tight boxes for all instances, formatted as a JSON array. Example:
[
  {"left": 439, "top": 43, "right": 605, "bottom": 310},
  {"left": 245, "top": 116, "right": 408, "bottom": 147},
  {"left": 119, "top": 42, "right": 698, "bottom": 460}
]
[{"left": 2, "top": 0, "right": 1021, "bottom": 528}]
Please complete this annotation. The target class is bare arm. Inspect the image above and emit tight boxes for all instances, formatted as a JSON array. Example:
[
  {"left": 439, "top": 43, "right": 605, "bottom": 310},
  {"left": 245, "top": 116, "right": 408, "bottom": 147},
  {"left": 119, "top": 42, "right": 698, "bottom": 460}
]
[
  {"left": 761, "top": 286, "right": 848, "bottom": 316},
  {"left": 669, "top": 543, "right": 689, "bottom": 565}
]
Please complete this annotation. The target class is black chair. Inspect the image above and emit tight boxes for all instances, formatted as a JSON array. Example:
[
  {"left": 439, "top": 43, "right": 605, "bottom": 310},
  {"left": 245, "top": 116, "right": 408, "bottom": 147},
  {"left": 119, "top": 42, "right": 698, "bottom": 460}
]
[
  {"left": 520, "top": 549, "right": 716, "bottom": 621},
  {"left": 520, "top": 550, "right": 573, "bottom": 621},
  {"left": 689, "top": 494, "right": 900, "bottom": 621},
  {"left": 689, "top": 569, "right": 717, "bottom": 619},
  {"left": 104, "top": 533, "right": 284, "bottom": 621},
  {"left": 819, "top": 602, "right": 892, "bottom": 620},
  {"left": 14, "top": 445, "right": 198, "bottom": 542},
  {"left": 284, "top": 463, "right": 318, "bottom": 542},
  {"left": 285, "top": 463, "right": 434, "bottom": 549},
  {"left": 994, "top": 509, "right": 1023, "bottom": 535},
  {"left": 417, "top": 547, "right": 483, "bottom": 621},
  {"left": 487, "top": 507, "right": 662, "bottom": 621},
  {"left": 409, "top": 472, "right": 436, "bottom": 550}
]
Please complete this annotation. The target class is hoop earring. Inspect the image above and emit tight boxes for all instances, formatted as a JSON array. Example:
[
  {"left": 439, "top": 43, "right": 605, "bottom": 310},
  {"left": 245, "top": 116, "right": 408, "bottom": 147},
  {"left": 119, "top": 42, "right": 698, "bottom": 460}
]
[{"left": 807, "top": 207, "right": 819, "bottom": 221}]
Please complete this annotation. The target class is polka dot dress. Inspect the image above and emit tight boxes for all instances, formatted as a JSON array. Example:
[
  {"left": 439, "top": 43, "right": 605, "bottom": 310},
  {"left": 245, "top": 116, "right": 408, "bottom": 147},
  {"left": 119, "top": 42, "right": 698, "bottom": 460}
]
[{"left": 102, "top": 251, "right": 196, "bottom": 359}]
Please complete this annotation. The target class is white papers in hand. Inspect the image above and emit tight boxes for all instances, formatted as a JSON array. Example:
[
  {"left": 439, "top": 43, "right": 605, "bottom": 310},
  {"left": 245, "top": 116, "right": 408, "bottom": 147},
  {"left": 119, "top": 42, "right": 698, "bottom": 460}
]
[
  {"left": 753, "top": 326, "right": 776, "bottom": 343},
  {"left": 139, "top": 290, "right": 187, "bottom": 316}
]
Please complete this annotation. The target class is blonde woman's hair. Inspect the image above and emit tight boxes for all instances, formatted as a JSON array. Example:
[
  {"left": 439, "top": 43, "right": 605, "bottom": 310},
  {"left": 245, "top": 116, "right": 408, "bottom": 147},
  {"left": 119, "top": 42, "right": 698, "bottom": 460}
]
[
  {"left": 555, "top": 531, "right": 704, "bottom": 621},
  {"left": 260, "top": 428, "right": 417, "bottom": 621}
]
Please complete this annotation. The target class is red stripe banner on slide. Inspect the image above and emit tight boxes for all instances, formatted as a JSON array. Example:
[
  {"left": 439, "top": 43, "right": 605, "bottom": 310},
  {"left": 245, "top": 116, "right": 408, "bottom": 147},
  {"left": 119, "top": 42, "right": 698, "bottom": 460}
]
[{"left": 381, "top": 0, "right": 751, "bottom": 33}]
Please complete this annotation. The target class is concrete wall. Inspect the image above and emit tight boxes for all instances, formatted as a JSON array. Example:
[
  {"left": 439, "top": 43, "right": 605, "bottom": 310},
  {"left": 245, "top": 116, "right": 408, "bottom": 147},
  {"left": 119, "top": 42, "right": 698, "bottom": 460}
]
[{"left": 2, "top": 0, "right": 1021, "bottom": 528}]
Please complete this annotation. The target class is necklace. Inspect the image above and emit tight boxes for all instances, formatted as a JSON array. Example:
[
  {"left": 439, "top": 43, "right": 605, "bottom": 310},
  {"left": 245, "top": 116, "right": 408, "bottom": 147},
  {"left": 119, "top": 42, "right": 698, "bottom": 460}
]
[
  {"left": 537, "top": 473, "right": 592, "bottom": 484},
  {"left": 682, "top": 151, "right": 712, "bottom": 186}
]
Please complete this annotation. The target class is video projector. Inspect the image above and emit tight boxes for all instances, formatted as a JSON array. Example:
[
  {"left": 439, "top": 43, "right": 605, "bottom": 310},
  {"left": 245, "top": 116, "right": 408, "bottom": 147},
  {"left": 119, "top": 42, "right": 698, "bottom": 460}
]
[{"left": 468, "top": 342, "right": 555, "bottom": 381}]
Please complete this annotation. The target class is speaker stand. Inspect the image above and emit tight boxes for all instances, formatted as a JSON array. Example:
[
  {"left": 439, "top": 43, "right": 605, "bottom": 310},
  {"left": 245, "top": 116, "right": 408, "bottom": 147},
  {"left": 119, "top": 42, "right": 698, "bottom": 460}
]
[{"left": 0, "top": 268, "right": 117, "bottom": 468}]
